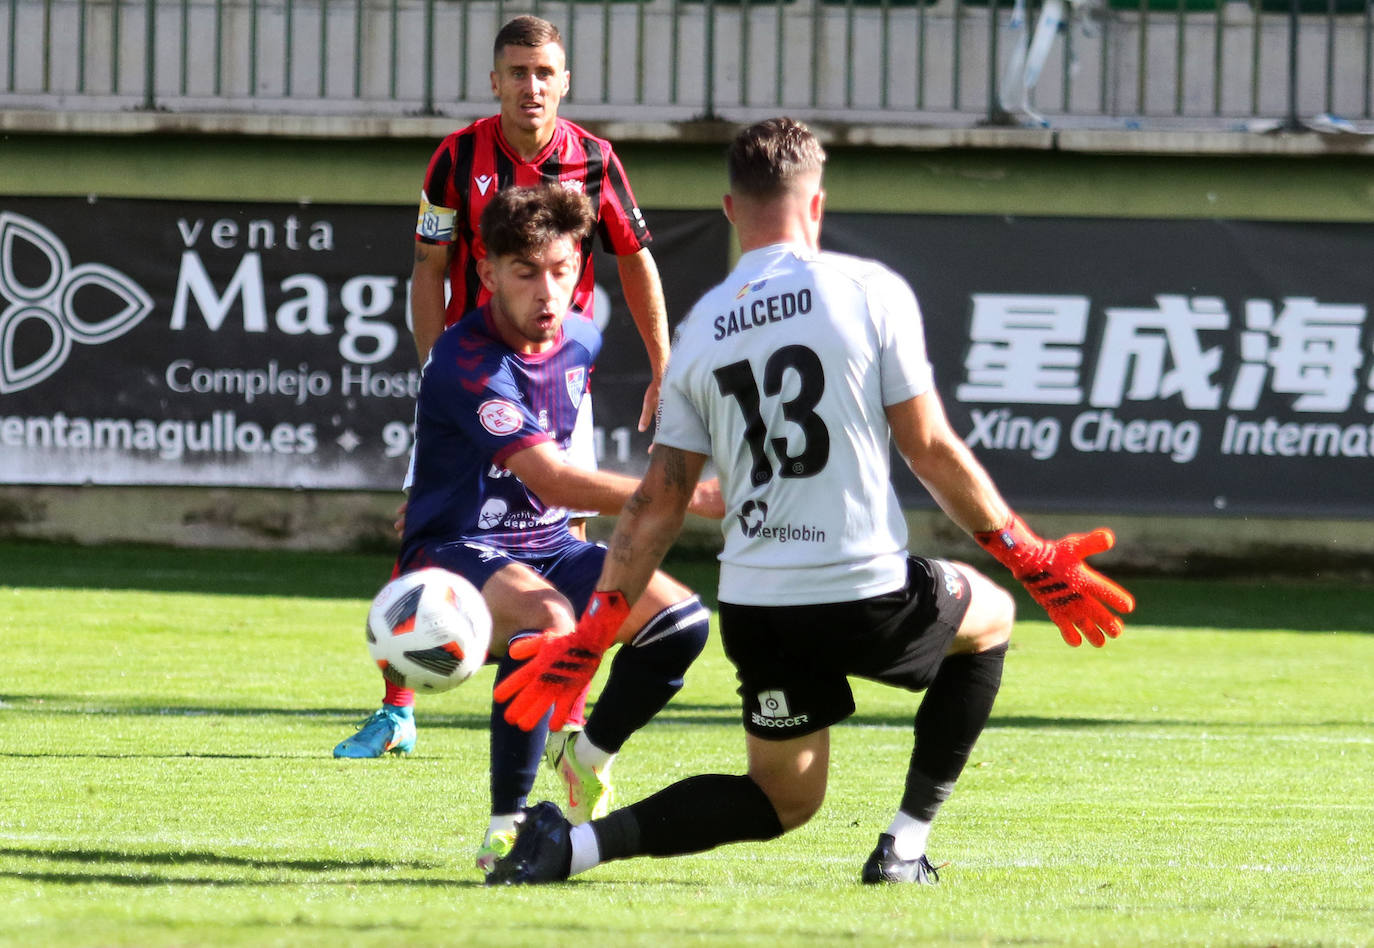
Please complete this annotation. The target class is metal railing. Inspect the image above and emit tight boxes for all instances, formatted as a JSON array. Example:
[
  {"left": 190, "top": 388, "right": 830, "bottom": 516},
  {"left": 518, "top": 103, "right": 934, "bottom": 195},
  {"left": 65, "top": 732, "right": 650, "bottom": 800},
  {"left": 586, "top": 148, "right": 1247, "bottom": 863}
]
[{"left": 3, "top": 0, "right": 1372, "bottom": 129}]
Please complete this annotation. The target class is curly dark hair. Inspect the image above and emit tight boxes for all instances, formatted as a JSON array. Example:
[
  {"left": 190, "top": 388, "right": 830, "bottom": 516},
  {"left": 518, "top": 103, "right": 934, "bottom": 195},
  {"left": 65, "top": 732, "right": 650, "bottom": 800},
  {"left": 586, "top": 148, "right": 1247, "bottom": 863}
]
[{"left": 479, "top": 185, "right": 595, "bottom": 260}]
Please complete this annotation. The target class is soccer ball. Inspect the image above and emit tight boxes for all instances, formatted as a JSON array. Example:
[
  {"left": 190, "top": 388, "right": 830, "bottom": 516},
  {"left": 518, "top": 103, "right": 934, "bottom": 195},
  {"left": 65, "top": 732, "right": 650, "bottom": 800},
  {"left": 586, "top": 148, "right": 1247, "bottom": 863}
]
[{"left": 365, "top": 568, "right": 492, "bottom": 692}]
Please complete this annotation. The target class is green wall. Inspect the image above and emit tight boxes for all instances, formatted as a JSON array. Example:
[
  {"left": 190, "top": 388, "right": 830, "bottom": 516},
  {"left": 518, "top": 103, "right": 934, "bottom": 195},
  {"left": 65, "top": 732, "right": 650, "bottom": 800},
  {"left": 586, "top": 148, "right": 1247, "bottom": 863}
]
[{"left": 4, "top": 131, "right": 1374, "bottom": 222}]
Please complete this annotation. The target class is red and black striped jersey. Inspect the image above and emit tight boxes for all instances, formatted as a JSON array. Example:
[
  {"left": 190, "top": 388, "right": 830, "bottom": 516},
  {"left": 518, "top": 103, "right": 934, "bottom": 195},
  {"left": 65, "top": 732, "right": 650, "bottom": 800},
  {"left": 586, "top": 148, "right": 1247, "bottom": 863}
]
[{"left": 416, "top": 115, "right": 652, "bottom": 328}]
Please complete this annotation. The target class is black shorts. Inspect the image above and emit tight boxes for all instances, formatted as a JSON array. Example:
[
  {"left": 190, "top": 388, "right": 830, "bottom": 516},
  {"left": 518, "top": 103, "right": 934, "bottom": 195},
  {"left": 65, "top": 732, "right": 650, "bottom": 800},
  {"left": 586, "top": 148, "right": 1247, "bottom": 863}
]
[{"left": 718, "top": 556, "right": 972, "bottom": 740}]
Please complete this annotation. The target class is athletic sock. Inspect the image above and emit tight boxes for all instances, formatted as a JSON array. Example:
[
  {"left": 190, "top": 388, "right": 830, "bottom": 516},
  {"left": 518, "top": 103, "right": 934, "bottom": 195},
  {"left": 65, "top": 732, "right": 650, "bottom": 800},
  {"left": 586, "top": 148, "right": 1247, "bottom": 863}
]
[
  {"left": 590, "top": 774, "right": 784, "bottom": 862},
  {"left": 583, "top": 597, "right": 710, "bottom": 754},
  {"left": 383, "top": 682, "right": 415, "bottom": 708},
  {"left": 573, "top": 731, "right": 614, "bottom": 773},
  {"left": 490, "top": 633, "right": 551, "bottom": 814},
  {"left": 488, "top": 812, "right": 520, "bottom": 837},
  {"left": 568, "top": 823, "right": 601, "bottom": 876},
  {"left": 886, "top": 810, "right": 933, "bottom": 860},
  {"left": 901, "top": 643, "right": 1008, "bottom": 823}
]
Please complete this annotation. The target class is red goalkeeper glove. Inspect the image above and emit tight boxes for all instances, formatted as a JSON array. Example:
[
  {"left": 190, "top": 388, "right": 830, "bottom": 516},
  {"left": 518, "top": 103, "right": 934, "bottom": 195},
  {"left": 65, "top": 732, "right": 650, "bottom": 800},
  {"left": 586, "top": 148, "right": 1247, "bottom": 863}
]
[
  {"left": 492, "top": 590, "right": 632, "bottom": 732},
  {"left": 974, "top": 515, "right": 1135, "bottom": 648}
]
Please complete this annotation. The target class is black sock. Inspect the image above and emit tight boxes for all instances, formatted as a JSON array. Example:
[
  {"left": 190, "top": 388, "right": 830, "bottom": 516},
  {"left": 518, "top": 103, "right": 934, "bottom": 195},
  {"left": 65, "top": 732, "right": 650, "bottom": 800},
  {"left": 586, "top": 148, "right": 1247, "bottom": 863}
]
[
  {"left": 583, "top": 597, "right": 709, "bottom": 754},
  {"left": 591, "top": 774, "right": 784, "bottom": 861},
  {"left": 489, "top": 637, "right": 550, "bottom": 814},
  {"left": 901, "top": 643, "right": 1007, "bottom": 820}
]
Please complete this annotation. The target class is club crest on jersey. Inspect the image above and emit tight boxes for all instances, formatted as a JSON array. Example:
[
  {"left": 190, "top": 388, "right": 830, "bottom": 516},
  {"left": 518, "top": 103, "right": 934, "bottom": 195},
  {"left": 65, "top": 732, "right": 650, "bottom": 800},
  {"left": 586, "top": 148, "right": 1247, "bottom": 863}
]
[
  {"left": 559, "top": 179, "right": 585, "bottom": 195},
  {"left": 565, "top": 367, "right": 586, "bottom": 408},
  {"left": 474, "top": 174, "right": 495, "bottom": 196},
  {"left": 477, "top": 398, "right": 523, "bottom": 436}
]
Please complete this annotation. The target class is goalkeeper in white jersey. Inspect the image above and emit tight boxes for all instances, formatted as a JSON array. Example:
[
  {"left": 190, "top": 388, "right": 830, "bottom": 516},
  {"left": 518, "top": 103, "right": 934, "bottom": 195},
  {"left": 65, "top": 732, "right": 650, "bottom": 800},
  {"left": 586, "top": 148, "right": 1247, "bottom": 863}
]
[{"left": 486, "top": 117, "right": 1135, "bottom": 886}]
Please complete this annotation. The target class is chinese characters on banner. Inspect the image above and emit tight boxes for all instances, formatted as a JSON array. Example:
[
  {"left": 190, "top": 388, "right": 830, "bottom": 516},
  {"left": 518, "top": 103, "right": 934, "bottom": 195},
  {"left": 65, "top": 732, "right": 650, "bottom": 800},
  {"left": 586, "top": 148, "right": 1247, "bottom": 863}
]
[
  {"left": 958, "top": 292, "right": 1369, "bottom": 460},
  {"left": 823, "top": 214, "right": 1374, "bottom": 516}
]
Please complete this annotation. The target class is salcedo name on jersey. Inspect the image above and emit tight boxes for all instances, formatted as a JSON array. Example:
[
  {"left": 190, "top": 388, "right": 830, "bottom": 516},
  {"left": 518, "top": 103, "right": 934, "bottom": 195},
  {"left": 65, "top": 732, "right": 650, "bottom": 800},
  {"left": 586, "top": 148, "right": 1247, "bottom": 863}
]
[{"left": 712, "top": 290, "right": 813, "bottom": 340}]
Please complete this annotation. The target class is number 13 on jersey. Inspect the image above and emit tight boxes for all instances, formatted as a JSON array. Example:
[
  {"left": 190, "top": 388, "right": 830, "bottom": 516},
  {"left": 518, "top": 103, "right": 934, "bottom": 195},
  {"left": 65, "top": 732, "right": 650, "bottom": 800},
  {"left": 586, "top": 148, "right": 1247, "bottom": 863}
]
[{"left": 713, "top": 344, "right": 831, "bottom": 485}]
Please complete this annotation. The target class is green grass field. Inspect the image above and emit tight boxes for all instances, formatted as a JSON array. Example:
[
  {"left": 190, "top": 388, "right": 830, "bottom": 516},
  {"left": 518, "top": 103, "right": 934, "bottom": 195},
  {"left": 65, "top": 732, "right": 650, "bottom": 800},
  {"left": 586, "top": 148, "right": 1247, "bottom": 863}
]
[{"left": 1, "top": 540, "right": 1371, "bottom": 947}]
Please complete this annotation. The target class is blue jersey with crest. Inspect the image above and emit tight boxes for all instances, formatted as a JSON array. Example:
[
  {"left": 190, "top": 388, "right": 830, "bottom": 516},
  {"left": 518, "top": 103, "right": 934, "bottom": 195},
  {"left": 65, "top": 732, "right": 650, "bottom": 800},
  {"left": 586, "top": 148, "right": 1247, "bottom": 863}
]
[{"left": 400, "top": 305, "right": 601, "bottom": 561}]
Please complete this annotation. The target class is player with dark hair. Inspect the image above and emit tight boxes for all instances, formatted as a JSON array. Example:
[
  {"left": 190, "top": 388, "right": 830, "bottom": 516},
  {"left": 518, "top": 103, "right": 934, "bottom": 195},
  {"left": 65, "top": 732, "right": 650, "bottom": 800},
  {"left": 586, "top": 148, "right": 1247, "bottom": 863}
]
[
  {"left": 352, "top": 185, "right": 720, "bottom": 875},
  {"left": 337, "top": 13, "right": 671, "bottom": 760},
  {"left": 411, "top": 15, "right": 664, "bottom": 519},
  {"left": 411, "top": 13, "right": 666, "bottom": 409},
  {"left": 486, "top": 119, "right": 1135, "bottom": 886}
]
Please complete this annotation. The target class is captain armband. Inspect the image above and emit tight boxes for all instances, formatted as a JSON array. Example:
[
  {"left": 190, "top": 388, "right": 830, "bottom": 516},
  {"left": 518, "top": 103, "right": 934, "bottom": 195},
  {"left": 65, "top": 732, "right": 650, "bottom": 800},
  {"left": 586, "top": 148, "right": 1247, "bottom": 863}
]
[{"left": 415, "top": 192, "right": 457, "bottom": 242}]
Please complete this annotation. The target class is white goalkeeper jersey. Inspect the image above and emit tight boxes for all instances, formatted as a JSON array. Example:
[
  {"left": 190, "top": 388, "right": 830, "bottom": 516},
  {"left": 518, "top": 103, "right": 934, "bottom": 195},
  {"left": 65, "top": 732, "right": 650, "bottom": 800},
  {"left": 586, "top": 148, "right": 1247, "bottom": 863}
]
[{"left": 656, "top": 242, "right": 935, "bottom": 606}]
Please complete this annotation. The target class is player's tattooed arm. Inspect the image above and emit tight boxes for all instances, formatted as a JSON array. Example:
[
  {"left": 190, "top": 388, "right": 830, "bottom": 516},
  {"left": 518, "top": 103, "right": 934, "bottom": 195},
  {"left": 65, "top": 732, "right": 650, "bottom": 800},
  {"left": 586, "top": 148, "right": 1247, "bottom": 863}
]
[
  {"left": 413, "top": 242, "right": 452, "bottom": 264},
  {"left": 607, "top": 487, "right": 670, "bottom": 574},
  {"left": 659, "top": 446, "right": 694, "bottom": 499},
  {"left": 605, "top": 444, "right": 716, "bottom": 579},
  {"left": 665, "top": 444, "right": 725, "bottom": 520}
]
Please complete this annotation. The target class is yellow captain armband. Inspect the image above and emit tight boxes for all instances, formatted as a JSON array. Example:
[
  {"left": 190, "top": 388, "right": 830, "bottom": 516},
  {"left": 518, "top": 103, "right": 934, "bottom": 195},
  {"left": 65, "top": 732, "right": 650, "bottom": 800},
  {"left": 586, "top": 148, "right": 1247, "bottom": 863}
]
[{"left": 416, "top": 192, "right": 457, "bottom": 242}]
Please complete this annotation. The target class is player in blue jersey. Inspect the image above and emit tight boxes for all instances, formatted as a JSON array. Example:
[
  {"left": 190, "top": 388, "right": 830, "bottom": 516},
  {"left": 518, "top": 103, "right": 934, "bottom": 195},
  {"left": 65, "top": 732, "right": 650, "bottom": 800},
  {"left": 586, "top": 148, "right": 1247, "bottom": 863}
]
[{"left": 347, "top": 185, "right": 721, "bottom": 876}]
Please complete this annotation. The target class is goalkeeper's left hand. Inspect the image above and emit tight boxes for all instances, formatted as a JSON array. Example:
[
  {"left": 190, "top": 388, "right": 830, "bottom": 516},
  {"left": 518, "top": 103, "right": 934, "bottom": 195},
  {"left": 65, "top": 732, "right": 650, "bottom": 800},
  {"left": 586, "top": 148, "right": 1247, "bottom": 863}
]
[
  {"left": 493, "top": 590, "right": 632, "bottom": 731},
  {"left": 975, "top": 515, "right": 1135, "bottom": 647}
]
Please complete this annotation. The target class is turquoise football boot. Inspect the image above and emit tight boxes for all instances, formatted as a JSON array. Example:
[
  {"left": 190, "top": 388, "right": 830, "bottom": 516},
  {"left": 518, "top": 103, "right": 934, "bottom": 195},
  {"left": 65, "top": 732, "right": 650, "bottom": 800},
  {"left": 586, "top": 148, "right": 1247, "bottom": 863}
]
[{"left": 333, "top": 706, "right": 416, "bottom": 758}]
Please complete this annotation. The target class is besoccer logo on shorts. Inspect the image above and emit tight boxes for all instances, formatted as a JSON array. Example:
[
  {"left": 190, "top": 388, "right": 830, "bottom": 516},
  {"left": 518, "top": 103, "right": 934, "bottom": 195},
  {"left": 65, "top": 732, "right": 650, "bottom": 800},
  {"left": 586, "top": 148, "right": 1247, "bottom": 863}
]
[
  {"left": 752, "top": 689, "right": 808, "bottom": 729},
  {"left": 0, "top": 211, "right": 152, "bottom": 393},
  {"left": 758, "top": 690, "right": 791, "bottom": 718}
]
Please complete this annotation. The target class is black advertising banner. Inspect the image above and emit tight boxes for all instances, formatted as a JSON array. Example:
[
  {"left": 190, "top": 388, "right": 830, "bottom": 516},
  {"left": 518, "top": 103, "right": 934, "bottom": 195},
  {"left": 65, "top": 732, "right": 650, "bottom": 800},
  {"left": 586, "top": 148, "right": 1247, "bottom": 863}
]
[
  {"left": 825, "top": 214, "right": 1374, "bottom": 517},
  {"left": 5, "top": 198, "right": 1371, "bottom": 518},
  {"left": 0, "top": 198, "right": 728, "bottom": 489}
]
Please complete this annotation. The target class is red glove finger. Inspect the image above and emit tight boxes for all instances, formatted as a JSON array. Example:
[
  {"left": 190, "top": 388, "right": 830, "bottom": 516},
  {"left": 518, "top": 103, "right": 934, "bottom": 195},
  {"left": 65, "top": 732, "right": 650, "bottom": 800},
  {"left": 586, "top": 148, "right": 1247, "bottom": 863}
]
[
  {"left": 1067, "top": 610, "right": 1105, "bottom": 649},
  {"left": 1054, "top": 594, "right": 1127, "bottom": 648},
  {"left": 1058, "top": 527, "right": 1115, "bottom": 560},
  {"left": 500, "top": 660, "right": 569, "bottom": 729},
  {"left": 506, "top": 634, "right": 545, "bottom": 661},
  {"left": 509, "top": 688, "right": 556, "bottom": 731},
  {"left": 547, "top": 691, "right": 578, "bottom": 733},
  {"left": 491, "top": 632, "right": 551, "bottom": 704},
  {"left": 491, "top": 659, "right": 535, "bottom": 705},
  {"left": 1055, "top": 618, "right": 1084, "bottom": 648},
  {"left": 1059, "top": 529, "right": 1136, "bottom": 615}
]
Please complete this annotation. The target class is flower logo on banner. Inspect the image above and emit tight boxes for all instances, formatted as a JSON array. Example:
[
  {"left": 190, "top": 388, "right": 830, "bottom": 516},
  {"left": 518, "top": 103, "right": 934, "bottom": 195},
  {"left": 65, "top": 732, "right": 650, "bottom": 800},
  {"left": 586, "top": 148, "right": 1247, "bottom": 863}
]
[{"left": 0, "top": 211, "right": 154, "bottom": 393}]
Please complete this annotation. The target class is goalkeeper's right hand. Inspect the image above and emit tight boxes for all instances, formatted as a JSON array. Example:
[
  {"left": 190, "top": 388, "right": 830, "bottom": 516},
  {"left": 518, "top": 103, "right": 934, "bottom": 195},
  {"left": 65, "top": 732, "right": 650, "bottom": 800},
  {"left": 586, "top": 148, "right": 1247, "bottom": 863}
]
[
  {"left": 974, "top": 515, "right": 1135, "bottom": 647},
  {"left": 493, "top": 590, "right": 631, "bottom": 731}
]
